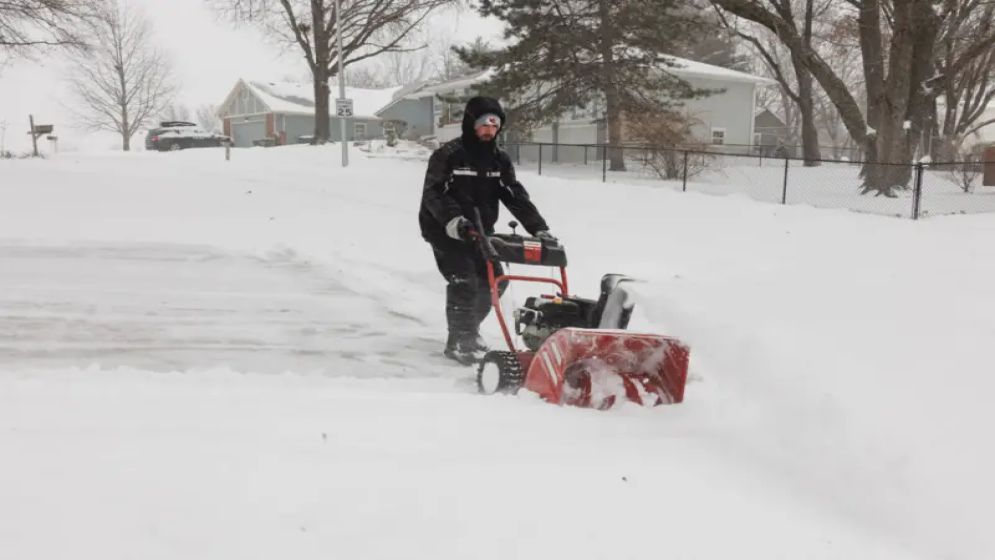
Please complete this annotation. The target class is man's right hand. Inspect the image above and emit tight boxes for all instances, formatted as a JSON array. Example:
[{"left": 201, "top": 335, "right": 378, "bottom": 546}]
[{"left": 446, "top": 216, "right": 476, "bottom": 241}]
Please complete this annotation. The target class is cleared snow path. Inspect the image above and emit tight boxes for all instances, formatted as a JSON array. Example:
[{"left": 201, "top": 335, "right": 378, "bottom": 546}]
[{"left": 0, "top": 240, "right": 448, "bottom": 377}]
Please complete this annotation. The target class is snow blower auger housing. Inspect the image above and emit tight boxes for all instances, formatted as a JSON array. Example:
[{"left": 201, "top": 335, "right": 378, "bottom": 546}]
[{"left": 471, "top": 214, "right": 690, "bottom": 410}]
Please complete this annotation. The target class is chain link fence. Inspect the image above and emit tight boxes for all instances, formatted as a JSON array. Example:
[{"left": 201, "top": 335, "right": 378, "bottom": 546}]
[{"left": 501, "top": 141, "right": 995, "bottom": 219}]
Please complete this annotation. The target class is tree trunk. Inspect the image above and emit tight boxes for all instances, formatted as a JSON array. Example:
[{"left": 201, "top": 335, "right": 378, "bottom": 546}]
[
  {"left": 796, "top": 0, "right": 820, "bottom": 166},
  {"left": 598, "top": 0, "right": 625, "bottom": 171},
  {"left": 311, "top": 0, "right": 331, "bottom": 144},
  {"left": 792, "top": 54, "right": 820, "bottom": 166},
  {"left": 313, "top": 73, "right": 331, "bottom": 144},
  {"left": 117, "top": 64, "right": 131, "bottom": 152},
  {"left": 605, "top": 85, "right": 625, "bottom": 171}
]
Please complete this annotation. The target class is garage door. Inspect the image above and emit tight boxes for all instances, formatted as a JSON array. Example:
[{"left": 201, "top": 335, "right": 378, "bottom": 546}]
[{"left": 231, "top": 119, "right": 267, "bottom": 148}]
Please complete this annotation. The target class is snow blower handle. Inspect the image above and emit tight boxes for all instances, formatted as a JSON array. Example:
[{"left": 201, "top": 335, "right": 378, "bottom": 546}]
[{"left": 472, "top": 208, "right": 500, "bottom": 261}]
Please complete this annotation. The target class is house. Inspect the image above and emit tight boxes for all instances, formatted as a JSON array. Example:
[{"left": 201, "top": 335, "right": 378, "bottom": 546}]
[
  {"left": 375, "top": 59, "right": 775, "bottom": 160},
  {"left": 522, "top": 57, "right": 776, "bottom": 160},
  {"left": 375, "top": 70, "right": 492, "bottom": 141},
  {"left": 217, "top": 80, "right": 400, "bottom": 147},
  {"left": 753, "top": 109, "right": 791, "bottom": 154}
]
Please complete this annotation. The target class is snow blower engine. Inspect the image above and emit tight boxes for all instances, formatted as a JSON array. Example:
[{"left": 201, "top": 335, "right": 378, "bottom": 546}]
[{"left": 471, "top": 213, "right": 690, "bottom": 410}]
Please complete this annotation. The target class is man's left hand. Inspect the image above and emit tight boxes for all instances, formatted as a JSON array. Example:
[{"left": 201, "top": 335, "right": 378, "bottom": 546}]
[{"left": 535, "top": 230, "right": 557, "bottom": 242}]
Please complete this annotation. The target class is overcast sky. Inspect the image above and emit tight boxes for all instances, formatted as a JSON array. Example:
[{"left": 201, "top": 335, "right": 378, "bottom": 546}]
[{"left": 0, "top": 1, "right": 499, "bottom": 152}]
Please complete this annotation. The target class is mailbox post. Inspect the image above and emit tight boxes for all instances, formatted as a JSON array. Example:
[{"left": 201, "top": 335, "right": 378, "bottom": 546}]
[{"left": 27, "top": 115, "right": 54, "bottom": 157}]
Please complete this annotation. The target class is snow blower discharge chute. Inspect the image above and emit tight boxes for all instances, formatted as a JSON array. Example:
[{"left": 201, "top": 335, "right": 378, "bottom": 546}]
[{"left": 470, "top": 213, "right": 690, "bottom": 410}]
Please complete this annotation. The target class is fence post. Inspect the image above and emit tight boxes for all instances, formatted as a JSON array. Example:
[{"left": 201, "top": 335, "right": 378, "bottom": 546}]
[
  {"left": 602, "top": 144, "right": 607, "bottom": 183},
  {"left": 516, "top": 143, "right": 521, "bottom": 165},
  {"left": 538, "top": 143, "right": 543, "bottom": 175},
  {"left": 682, "top": 150, "right": 689, "bottom": 192},
  {"left": 781, "top": 158, "right": 790, "bottom": 204},
  {"left": 584, "top": 145, "right": 588, "bottom": 165},
  {"left": 912, "top": 162, "right": 924, "bottom": 220}
]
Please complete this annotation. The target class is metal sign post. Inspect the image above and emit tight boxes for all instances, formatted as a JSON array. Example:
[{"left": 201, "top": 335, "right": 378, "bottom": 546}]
[
  {"left": 335, "top": 0, "right": 348, "bottom": 167},
  {"left": 27, "top": 116, "right": 53, "bottom": 157}
]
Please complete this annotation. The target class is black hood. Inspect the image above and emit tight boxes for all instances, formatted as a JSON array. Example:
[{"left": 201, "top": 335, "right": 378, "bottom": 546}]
[{"left": 460, "top": 96, "right": 506, "bottom": 152}]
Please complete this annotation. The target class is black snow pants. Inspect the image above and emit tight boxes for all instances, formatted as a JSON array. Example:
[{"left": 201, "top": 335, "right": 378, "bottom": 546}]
[{"left": 431, "top": 238, "right": 506, "bottom": 339}]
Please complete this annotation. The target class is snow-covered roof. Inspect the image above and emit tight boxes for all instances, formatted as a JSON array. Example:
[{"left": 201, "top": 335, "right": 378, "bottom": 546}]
[
  {"left": 223, "top": 80, "right": 402, "bottom": 119},
  {"left": 660, "top": 55, "right": 777, "bottom": 85},
  {"left": 376, "top": 70, "right": 495, "bottom": 115}
]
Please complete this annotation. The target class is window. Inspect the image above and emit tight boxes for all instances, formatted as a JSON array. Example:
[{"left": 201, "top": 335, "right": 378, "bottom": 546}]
[
  {"left": 711, "top": 128, "right": 726, "bottom": 145},
  {"left": 354, "top": 122, "right": 367, "bottom": 139}
]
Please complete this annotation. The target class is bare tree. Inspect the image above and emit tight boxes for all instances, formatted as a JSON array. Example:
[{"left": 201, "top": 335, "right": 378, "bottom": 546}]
[
  {"left": 67, "top": 0, "right": 174, "bottom": 151},
  {"left": 712, "top": 0, "right": 995, "bottom": 196},
  {"left": 929, "top": 0, "right": 995, "bottom": 160},
  {"left": 716, "top": 3, "right": 824, "bottom": 166},
  {"left": 381, "top": 44, "right": 432, "bottom": 85},
  {"left": 344, "top": 64, "right": 393, "bottom": 87},
  {"left": 161, "top": 103, "right": 191, "bottom": 122},
  {"left": 0, "top": 0, "right": 97, "bottom": 56},
  {"left": 196, "top": 103, "right": 221, "bottom": 132},
  {"left": 431, "top": 36, "right": 485, "bottom": 81},
  {"left": 812, "top": 14, "right": 863, "bottom": 159},
  {"left": 430, "top": 37, "right": 470, "bottom": 81},
  {"left": 210, "top": 0, "right": 460, "bottom": 143}
]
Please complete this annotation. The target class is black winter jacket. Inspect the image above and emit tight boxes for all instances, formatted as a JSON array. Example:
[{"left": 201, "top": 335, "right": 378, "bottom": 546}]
[{"left": 419, "top": 98, "right": 548, "bottom": 245}]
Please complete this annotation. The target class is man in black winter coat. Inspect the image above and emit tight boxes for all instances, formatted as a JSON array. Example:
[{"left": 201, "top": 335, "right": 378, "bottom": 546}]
[{"left": 419, "top": 96, "right": 555, "bottom": 365}]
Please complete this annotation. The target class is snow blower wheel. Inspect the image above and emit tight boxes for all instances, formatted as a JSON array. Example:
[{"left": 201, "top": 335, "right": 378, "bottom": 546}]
[{"left": 476, "top": 351, "right": 523, "bottom": 395}]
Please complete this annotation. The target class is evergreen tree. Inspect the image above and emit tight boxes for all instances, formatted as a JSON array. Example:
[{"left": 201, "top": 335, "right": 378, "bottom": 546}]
[{"left": 457, "top": 0, "right": 711, "bottom": 171}]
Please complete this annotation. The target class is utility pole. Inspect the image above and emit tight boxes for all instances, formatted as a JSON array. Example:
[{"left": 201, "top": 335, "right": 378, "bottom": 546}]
[{"left": 335, "top": 0, "right": 349, "bottom": 167}]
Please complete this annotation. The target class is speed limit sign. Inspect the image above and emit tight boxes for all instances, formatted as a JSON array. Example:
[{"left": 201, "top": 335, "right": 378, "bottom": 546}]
[{"left": 336, "top": 98, "right": 354, "bottom": 117}]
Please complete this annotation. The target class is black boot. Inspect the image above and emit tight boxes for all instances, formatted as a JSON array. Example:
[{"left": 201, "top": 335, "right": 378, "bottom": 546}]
[
  {"left": 466, "top": 332, "right": 488, "bottom": 352},
  {"left": 444, "top": 331, "right": 483, "bottom": 365}
]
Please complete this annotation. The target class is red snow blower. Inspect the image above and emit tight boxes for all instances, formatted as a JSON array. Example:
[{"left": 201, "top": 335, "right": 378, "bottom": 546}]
[{"left": 471, "top": 213, "right": 690, "bottom": 410}]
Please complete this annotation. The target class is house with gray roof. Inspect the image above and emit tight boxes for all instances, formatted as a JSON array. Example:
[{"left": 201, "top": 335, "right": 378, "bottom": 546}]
[
  {"left": 375, "top": 59, "right": 775, "bottom": 159},
  {"left": 217, "top": 80, "right": 401, "bottom": 147}
]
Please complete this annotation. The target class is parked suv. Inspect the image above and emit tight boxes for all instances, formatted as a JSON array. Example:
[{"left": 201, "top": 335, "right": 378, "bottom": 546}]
[{"left": 145, "top": 121, "right": 231, "bottom": 151}]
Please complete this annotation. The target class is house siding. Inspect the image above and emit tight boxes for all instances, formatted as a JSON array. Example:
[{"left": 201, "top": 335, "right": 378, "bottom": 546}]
[
  {"left": 680, "top": 77, "right": 756, "bottom": 149},
  {"left": 378, "top": 97, "right": 435, "bottom": 139},
  {"left": 280, "top": 114, "right": 384, "bottom": 144}
]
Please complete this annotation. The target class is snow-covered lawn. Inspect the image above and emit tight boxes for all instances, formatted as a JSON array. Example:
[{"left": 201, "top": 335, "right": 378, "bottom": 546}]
[
  {"left": 1, "top": 144, "right": 993, "bottom": 559},
  {"left": 509, "top": 146, "right": 995, "bottom": 218}
]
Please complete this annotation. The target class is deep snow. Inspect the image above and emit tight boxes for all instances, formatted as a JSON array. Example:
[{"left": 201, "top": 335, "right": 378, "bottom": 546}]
[{"left": 1, "top": 143, "right": 993, "bottom": 559}]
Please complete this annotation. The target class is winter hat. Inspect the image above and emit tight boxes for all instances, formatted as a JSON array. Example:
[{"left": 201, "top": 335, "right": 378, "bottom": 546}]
[
  {"left": 461, "top": 96, "right": 506, "bottom": 141},
  {"left": 474, "top": 113, "right": 502, "bottom": 128}
]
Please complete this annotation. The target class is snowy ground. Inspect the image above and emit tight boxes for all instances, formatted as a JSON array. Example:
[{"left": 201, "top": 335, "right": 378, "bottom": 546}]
[{"left": 2, "top": 144, "right": 994, "bottom": 559}]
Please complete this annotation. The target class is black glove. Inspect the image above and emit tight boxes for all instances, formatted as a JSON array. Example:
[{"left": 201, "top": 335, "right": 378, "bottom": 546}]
[
  {"left": 535, "top": 230, "right": 557, "bottom": 242},
  {"left": 446, "top": 216, "right": 477, "bottom": 241}
]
